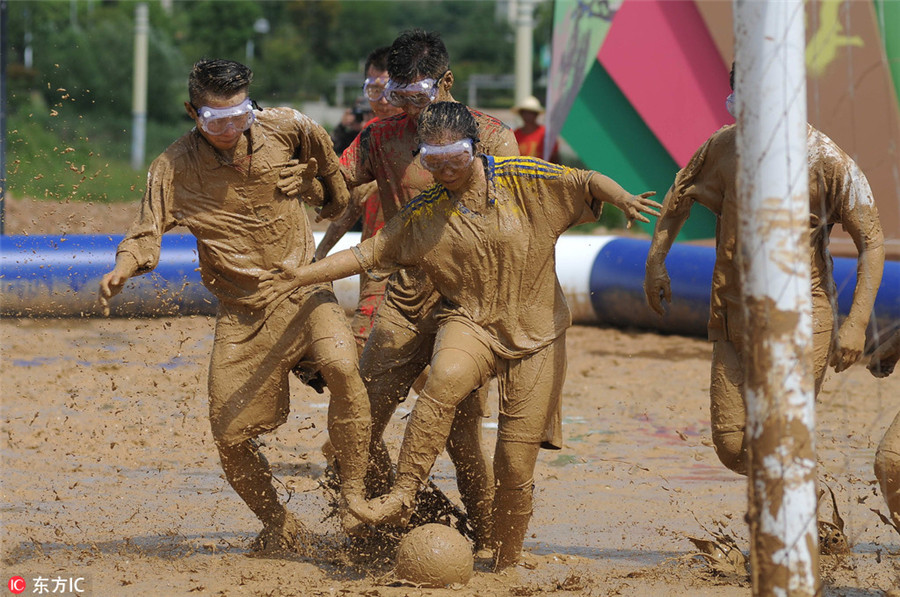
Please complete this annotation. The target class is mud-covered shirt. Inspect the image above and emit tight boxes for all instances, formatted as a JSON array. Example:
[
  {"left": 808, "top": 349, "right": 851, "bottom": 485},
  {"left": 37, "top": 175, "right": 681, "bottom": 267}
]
[
  {"left": 352, "top": 156, "right": 598, "bottom": 358},
  {"left": 341, "top": 107, "right": 518, "bottom": 323},
  {"left": 116, "top": 108, "right": 343, "bottom": 316},
  {"left": 661, "top": 124, "right": 881, "bottom": 341}
]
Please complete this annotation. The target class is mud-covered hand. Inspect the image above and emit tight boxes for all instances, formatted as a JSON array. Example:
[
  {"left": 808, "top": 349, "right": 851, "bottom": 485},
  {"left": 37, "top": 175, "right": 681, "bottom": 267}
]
[
  {"left": 620, "top": 191, "right": 662, "bottom": 229},
  {"left": 868, "top": 352, "right": 898, "bottom": 378},
  {"left": 97, "top": 254, "right": 138, "bottom": 317},
  {"left": 256, "top": 265, "right": 303, "bottom": 299},
  {"left": 830, "top": 319, "right": 866, "bottom": 372},
  {"left": 277, "top": 157, "right": 320, "bottom": 201},
  {"left": 643, "top": 260, "right": 672, "bottom": 317},
  {"left": 868, "top": 334, "right": 900, "bottom": 378}
]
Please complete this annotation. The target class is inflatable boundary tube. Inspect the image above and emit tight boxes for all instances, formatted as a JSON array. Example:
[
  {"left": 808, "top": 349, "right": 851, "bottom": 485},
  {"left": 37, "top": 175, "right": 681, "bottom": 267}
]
[{"left": 2, "top": 233, "right": 898, "bottom": 339}]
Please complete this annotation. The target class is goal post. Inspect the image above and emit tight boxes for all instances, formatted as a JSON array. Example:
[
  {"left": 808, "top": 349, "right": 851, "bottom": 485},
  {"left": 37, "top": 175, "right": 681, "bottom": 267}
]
[{"left": 734, "top": 0, "right": 820, "bottom": 594}]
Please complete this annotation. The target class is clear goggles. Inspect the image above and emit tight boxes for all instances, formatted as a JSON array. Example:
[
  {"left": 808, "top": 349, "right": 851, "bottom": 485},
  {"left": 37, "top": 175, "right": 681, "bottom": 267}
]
[
  {"left": 418, "top": 138, "right": 475, "bottom": 172},
  {"left": 385, "top": 77, "right": 440, "bottom": 108},
  {"left": 363, "top": 76, "right": 390, "bottom": 102},
  {"left": 195, "top": 98, "right": 256, "bottom": 136}
]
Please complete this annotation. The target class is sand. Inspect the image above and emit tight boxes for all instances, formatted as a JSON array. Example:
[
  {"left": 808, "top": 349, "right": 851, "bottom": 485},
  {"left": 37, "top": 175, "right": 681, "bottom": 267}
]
[{"left": 1, "top": 196, "right": 898, "bottom": 595}]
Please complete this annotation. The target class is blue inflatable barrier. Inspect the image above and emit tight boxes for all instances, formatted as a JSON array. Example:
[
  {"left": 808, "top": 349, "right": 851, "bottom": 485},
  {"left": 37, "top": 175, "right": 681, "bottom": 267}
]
[
  {"left": 2, "top": 233, "right": 898, "bottom": 339},
  {"left": 584, "top": 236, "right": 900, "bottom": 337}
]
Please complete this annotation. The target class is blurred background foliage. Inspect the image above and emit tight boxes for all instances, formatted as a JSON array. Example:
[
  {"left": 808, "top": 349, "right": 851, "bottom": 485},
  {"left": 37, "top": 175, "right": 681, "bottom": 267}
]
[{"left": 4, "top": 0, "right": 556, "bottom": 205}]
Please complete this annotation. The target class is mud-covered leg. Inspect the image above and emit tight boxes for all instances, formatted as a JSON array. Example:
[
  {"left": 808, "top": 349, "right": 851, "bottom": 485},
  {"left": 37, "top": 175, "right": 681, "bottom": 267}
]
[
  {"left": 359, "top": 313, "right": 431, "bottom": 498},
  {"left": 709, "top": 340, "right": 748, "bottom": 475},
  {"left": 362, "top": 366, "right": 421, "bottom": 497},
  {"left": 360, "top": 390, "right": 459, "bottom": 524},
  {"left": 491, "top": 440, "right": 540, "bottom": 571},
  {"left": 875, "top": 409, "right": 900, "bottom": 532},
  {"left": 316, "top": 343, "right": 372, "bottom": 529},
  {"left": 217, "top": 439, "right": 309, "bottom": 552},
  {"left": 447, "top": 385, "right": 494, "bottom": 552}
]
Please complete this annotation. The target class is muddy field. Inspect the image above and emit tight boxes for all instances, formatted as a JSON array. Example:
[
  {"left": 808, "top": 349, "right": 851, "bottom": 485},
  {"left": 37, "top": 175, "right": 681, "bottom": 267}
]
[{"left": 1, "top": 197, "right": 899, "bottom": 596}]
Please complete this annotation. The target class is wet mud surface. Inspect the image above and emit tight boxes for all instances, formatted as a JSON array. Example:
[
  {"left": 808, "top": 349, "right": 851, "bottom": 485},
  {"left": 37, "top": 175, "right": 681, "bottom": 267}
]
[{"left": 2, "top": 317, "right": 898, "bottom": 596}]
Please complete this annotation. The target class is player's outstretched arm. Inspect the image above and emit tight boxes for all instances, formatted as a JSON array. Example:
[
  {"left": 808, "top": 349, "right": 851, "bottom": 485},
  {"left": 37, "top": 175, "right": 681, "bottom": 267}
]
[
  {"left": 98, "top": 253, "right": 139, "bottom": 317},
  {"left": 258, "top": 248, "right": 364, "bottom": 296},
  {"left": 587, "top": 173, "right": 660, "bottom": 228}
]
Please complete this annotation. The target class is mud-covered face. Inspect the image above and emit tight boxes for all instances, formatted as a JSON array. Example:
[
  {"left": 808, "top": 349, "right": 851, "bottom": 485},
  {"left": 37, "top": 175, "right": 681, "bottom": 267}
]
[
  {"left": 386, "top": 71, "right": 449, "bottom": 121},
  {"left": 417, "top": 138, "right": 474, "bottom": 173},
  {"left": 186, "top": 92, "right": 252, "bottom": 151},
  {"left": 418, "top": 135, "right": 476, "bottom": 192},
  {"left": 364, "top": 67, "right": 402, "bottom": 120}
]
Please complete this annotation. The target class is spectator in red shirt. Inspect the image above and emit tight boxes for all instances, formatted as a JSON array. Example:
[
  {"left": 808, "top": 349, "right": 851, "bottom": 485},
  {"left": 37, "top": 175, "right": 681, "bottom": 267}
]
[{"left": 512, "top": 95, "right": 559, "bottom": 163}]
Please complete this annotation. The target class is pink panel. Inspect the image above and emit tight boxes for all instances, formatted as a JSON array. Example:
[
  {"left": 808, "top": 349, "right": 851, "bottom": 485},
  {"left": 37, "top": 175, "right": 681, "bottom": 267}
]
[{"left": 598, "top": 0, "right": 731, "bottom": 166}]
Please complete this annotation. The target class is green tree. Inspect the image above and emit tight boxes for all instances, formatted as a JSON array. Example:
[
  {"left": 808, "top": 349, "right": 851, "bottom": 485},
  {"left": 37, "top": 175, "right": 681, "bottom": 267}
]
[{"left": 179, "top": 0, "right": 263, "bottom": 62}]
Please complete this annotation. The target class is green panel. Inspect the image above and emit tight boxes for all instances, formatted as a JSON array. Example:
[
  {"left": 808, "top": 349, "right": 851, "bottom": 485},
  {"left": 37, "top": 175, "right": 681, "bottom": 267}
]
[
  {"left": 874, "top": 0, "right": 900, "bottom": 105},
  {"left": 561, "top": 61, "right": 716, "bottom": 240}
]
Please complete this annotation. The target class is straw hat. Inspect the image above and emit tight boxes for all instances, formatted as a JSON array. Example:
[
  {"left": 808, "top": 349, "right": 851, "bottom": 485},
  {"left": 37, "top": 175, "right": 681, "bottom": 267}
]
[{"left": 512, "top": 95, "right": 545, "bottom": 115}]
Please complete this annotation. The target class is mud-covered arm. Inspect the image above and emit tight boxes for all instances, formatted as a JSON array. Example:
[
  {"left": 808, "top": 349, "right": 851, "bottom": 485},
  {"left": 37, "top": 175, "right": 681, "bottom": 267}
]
[
  {"left": 831, "top": 172, "right": 885, "bottom": 372},
  {"left": 643, "top": 136, "right": 718, "bottom": 316},
  {"left": 643, "top": 181, "right": 694, "bottom": 316},
  {"left": 99, "top": 158, "right": 177, "bottom": 315},
  {"left": 306, "top": 120, "right": 351, "bottom": 220},
  {"left": 262, "top": 222, "right": 407, "bottom": 295},
  {"left": 278, "top": 111, "right": 350, "bottom": 220},
  {"left": 587, "top": 173, "right": 660, "bottom": 228},
  {"left": 314, "top": 182, "right": 374, "bottom": 261}
]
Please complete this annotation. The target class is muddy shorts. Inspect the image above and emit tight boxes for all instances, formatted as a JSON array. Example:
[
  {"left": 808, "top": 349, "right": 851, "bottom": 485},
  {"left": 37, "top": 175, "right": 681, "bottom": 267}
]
[
  {"left": 208, "top": 287, "right": 359, "bottom": 446},
  {"left": 711, "top": 286, "right": 835, "bottom": 440}
]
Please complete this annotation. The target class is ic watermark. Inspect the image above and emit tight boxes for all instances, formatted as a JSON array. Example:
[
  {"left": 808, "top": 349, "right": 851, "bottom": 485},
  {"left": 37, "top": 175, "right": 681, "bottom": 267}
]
[{"left": 6, "top": 574, "right": 91, "bottom": 595}]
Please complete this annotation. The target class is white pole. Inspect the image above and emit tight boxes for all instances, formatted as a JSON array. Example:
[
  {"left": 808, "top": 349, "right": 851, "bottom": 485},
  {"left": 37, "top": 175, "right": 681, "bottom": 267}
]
[
  {"left": 514, "top": 0, "right": 534, "bottom": 105},
  {"left": 734, "top": 1, "right": 818, "bottom": 595},
  {"left": 131, "top": 3, "right": 148, "bottom": 171}
]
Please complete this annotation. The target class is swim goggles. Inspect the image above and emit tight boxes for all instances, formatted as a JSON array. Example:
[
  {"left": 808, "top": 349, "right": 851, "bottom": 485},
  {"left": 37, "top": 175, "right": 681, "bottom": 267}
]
[
  {"left": 363, "top": 76, "right": 390, "bottom": 102},
  {"left": 417, "top": 138, "right": 475, "bottom": 172},
  {"left": 194, "top": 98, "right": 256, "bottom": 136},
  {"left": 385, "top": 76, "right": 442, "bottom": 108}
]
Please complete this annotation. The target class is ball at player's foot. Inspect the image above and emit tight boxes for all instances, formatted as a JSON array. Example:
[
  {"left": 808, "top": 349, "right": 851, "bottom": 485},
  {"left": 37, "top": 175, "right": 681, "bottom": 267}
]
[{"left": 395, "top": 523, "right": 474, "bottom": 587}]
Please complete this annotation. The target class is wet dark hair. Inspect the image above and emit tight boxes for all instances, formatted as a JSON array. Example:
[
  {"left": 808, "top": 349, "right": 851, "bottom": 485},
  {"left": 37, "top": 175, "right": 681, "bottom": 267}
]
[
  {"left": 188, "top": 59, "right": 253, "bottom": 106},
  {"left": 365, "top": 46, "right": 391, "bottom": 76},
  {"left": 416, "top": 102, "right": 480, "bottom": 147},
  {"left": 388, "top": 29, "right": 449, "bottom": 85}
]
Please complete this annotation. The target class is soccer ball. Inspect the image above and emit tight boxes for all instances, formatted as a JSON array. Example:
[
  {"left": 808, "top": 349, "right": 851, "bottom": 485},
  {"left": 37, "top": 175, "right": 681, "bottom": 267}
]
[{"left": 394, "top": 523, "right": 474, "bottom": 587}]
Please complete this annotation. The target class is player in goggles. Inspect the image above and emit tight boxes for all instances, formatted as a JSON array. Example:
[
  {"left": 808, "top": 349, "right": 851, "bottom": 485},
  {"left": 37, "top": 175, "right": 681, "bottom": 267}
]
[
  {"left": 363, "top": 76, "right": 389, "bottom": 102},
  {"left": 384, "top": 73, "right": 446, "bottom": 108},
  {"left": 416, "top": 138, "right": 475, "bottom": 172},
  {"left": 193, "top": 98, "right": 256, "bottom": 136}
]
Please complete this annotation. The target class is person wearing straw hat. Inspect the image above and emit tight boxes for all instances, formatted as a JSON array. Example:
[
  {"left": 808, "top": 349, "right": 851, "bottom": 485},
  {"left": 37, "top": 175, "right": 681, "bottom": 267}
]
[{"left": 511, "top": 95, "right": 559, "bottom": 163}]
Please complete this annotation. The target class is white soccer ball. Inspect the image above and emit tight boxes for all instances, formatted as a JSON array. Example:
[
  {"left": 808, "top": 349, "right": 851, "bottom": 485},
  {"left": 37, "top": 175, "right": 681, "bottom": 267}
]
[{"left": 394, "top": 523, "right": 474, "bottom": 587}]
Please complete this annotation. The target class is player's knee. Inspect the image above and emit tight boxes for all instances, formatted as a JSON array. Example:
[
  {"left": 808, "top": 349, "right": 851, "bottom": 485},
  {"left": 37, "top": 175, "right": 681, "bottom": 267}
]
[
  {"left": 319, "top": 356, "right": 365, "bottom": 395},
  {"left": 712, "top": 429, "right": 747, "bottom": 475},
  {"left": 425, "top": 356, "right": 479, "bottom": 403},
  {"left": 874, "top": 445, "right": 900, "bottom": 493}
]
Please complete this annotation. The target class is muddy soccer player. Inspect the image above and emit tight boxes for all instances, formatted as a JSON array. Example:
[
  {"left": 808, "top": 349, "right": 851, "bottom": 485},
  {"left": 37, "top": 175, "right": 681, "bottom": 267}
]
[
  {"left": 97, "top": 59, "right": 372, "bottom": 552},
  {"left": 868, "top": 332, "right": 900, "bottom": 533},
  {"left": 643, "top": 66, "right": 885, "bottom": 484},
  {"left": 267, "top": 101, "right": 661, "bottom": 570},
  {"left": 285, "top": 29, "right": 519, "bottom": 553},
  {"left": 314, "top": 45, "right": 403, "bottom": 354}
]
